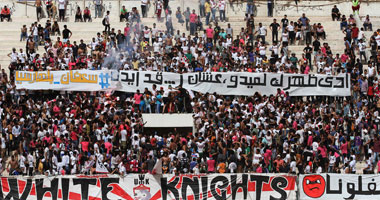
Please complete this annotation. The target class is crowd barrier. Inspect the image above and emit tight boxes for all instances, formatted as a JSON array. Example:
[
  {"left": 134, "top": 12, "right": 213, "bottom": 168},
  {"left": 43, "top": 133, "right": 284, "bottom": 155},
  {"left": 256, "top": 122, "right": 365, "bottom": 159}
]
[
  {"left": 0, "top": 173, "right": 378, "bottom": 200},
  {"left": 15, "top": 70, "right": 351, "bottom": 96}
]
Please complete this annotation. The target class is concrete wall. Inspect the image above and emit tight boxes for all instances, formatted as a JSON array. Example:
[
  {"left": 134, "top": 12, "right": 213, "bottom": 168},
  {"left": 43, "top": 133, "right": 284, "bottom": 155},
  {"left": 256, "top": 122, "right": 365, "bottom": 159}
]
[{"left": 2, "top": 0, "right": 380, "bottom": 19}]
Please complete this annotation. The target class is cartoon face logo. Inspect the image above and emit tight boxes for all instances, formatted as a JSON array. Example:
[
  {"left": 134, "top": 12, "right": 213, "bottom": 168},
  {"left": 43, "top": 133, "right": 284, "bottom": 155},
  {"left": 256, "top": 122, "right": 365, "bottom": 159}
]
[
  {"left": 133, "top": 184, "right": 151, "bottom": 200},
  {"left": 134, "top": 189, "right": 151, "bottom": 200},
  {"left": 302, "top": 175, "right": 326, "bottom": 198}
]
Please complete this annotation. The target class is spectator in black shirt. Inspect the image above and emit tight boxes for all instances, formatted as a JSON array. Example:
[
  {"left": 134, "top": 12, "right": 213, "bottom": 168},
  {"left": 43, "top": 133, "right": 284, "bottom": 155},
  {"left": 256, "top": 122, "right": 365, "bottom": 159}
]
[
  {"left": 72, "top": 41, "right": 79, "bottom": 58},
  {"left": 312, "top": 38, "right": 321, "bottom": 55},
  {"left": 270, "top": 19, "right": 280, "bottom": 44},
  {"left": 78, "top": 39, "right": 87, "bottom": 54},
  {"left": 62, "top": 25, "right": 72, "bottom": 43},
  {"left": 281, "top": 15, "right": 289, "bottom": 32},
  {"left": 331, "top": 5, "right": 341, "bottom": 21},
  {"left": 213, "top": 22, "right": 221, "bottom": 44},
  {"left": 303, "top": 43, "right": 312, "bottom": 70},
  {"left": 267, "top": 0, "right": 273, "bottom": 17},
  {"left": 163, "top": 0, "right": 169, "bottom": 10},
  {"left": 116, "top": 30, "right": 126, "bottom": 50},
  {"left": 370, "top": 33, "right": 378, "bottom": 58}
]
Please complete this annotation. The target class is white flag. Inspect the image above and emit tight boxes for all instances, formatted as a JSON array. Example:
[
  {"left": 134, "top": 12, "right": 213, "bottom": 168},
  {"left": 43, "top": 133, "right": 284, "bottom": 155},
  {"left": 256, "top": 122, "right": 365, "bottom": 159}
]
[
  {"left": 96, "top": 159, "right": 109, "bottom": 173},
  {"left": 152, "top": 158, "right": 162, "bottom": 174}
]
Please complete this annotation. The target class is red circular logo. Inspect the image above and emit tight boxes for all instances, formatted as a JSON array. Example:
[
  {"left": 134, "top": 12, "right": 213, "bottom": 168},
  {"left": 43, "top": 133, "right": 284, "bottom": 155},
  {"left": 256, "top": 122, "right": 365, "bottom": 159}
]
[{"left": 302, "top": 175, "right": 326, "bottom": 198}]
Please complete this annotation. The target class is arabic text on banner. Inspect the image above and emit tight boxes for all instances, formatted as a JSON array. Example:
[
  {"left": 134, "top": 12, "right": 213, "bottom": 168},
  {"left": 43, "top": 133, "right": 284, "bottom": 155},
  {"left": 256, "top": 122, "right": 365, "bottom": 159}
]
[
  {"left": 15, "top": 70, "right": 117, "bottom": 91},
  {"left": 14, "top": 70, "right": 351, "bottom": 96},
  {"left": 118, "top": 71, "right": 351, "bottom": 96},
  {"left": 299, "top": 174, "right": 380, "bottom": 200}
]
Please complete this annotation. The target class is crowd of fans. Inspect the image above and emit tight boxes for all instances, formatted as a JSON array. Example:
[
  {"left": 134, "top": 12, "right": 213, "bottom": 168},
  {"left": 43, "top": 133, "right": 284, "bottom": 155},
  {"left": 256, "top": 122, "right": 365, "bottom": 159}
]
[{"left": 1, "top": 1, "right": 380, "bottom": 176}]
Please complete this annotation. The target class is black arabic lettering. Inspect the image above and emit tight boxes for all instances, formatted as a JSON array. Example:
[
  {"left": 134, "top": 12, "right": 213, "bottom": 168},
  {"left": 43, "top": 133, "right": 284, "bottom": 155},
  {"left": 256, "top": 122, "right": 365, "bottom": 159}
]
[
  {"left": 368, "top": 178, "right": 376, "bottom": 193},
  {"left": 326, "top": 174, "right": 342, "bottom": 194},
  {"left": 214, "top": 74, "right": 222, "bottom": 83},
  {"left": 345, "top": 182, "right": 356, "bottom": 199},
  {"left": 144, "top": 73, "right": 153, "bottom": 83},
  {"left": 155, "top": 72, "right": 163, "bottom": 84},
  {"left": 240, "top": 74, "right": 267, "bottom": 89},
  {"left": 143, "top": 72, "right": 163, "bottom": 85},
  {"left": 227, "top": 76, "right": 238, "bottom": 88},
  {"left": 307, "top": 75, "right": 318, "bottom": 87},
  {"left": 188, "top": 74, "right": 199, "bottom": 85},
  {"left": 120, "top": 72, "right": 138, "bottom": 86},
  {"left": 179, "top": 74, "right": 183, "bottom": 87},
  {"left": 239, "top": 76, "right": 249, "bottom": 86},
  {"left": 283, "top": 76, "right": 292, "bottom": 91},
  {"left": 270, "top": 74, "right": 283, "bottom": 87},
  {"left": 283, "top": 76, "right": 304, "bottom": 90},
  {"left": 343, "top": 175, "right": 380, "bottom": 199},
  {"left": 253, "top": 74, "right": 267, "bottom": 86},
  {"left": 199, "top": 72, "right": 221, "bottom": 83},
  {"left": 318, "top": 77, "right": 333, "bottom": 88},
  {"left": 334, "top": 77, "right": 345, "bottom": 88}
]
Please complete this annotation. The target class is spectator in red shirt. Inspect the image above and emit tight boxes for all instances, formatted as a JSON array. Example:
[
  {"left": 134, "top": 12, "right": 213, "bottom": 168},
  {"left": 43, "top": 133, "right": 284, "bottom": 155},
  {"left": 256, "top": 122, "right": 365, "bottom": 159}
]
[
  {"left": 351, "top": 23, "right": 359, "bottom": 44},
  {"left": 207, "top": 155, "right": 215, "bottom": 173},
  {"left": 81, "top": 137, "right": 90, "bottom": 153},
  {"left": 83, "top": 7, "right": 91, "bottom": 22},
  {"left": 71, "top": 128, "right": 79, "bottom": 148},
  {"left": 368, "top": 82, "right": 374, "bottom": 104},
  {"left": 134, "top": 90, "right": 143, "bottom": 107},
  {"left": 1, "top": 6, "right": 11, "bottom": 22},
  {"left": 104, "top": 138, "right": 113, "bottom": 155},
  {"left": 189, "top": 9, "right": 197, "bottom": 35},
  {"left": 206, "top": 24, "right": 214, "bottom": 39}
]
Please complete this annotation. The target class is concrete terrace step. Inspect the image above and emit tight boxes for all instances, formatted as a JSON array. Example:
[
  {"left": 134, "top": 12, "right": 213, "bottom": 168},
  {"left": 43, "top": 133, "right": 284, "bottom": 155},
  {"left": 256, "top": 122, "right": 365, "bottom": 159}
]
[{"left": 0, "top": 14, "right": 379, "bottom": 67}]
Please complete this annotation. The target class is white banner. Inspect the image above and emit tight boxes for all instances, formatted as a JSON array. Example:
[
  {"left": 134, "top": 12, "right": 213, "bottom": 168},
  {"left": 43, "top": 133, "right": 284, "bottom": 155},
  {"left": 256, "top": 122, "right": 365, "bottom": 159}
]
[
  {"left": 299, "top": 174, "right": 380, "bottom": 200},
  {"left": 14, "top": 70, "right": 351, "bottom": 96},
  {"left": 0, "top": 173, "right": 297, "bottom": 200},
  {"left": 118, "top": 71, "right": 351, "bottom": 96},
  {"left": 15, "top": 70, "right": 117, "bottom": 91}
]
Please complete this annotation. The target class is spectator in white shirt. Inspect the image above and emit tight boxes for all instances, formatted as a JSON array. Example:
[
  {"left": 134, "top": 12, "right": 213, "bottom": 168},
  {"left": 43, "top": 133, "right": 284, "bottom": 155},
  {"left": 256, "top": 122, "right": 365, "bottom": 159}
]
[{"left": 358, "top": 39, "right": 367, "bottom": 63}]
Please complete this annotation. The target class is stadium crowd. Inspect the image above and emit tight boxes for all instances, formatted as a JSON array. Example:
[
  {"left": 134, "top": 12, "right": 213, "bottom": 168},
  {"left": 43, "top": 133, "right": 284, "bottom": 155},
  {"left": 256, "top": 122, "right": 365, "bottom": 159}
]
[{"left": 1, "top": 0, "right": 380, "bottom": 176}]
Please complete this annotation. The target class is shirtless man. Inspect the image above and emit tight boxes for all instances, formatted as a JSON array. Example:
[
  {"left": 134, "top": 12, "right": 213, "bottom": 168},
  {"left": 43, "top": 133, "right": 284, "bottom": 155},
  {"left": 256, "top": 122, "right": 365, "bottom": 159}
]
[
  {"left": 161, "top": 152, "right": 170, "bottom": 173},
  {"left": 164, "top": 35, "right": 172, "bottom": 53},
  {"left": 35, "top": 0, "right": 42, "bottom": 21},
  {"left": 26, "top": 36, "right": 36, "bottom": 57},
  {"left": 7, "top": 156, "right": 18, "bottom": 175}
]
